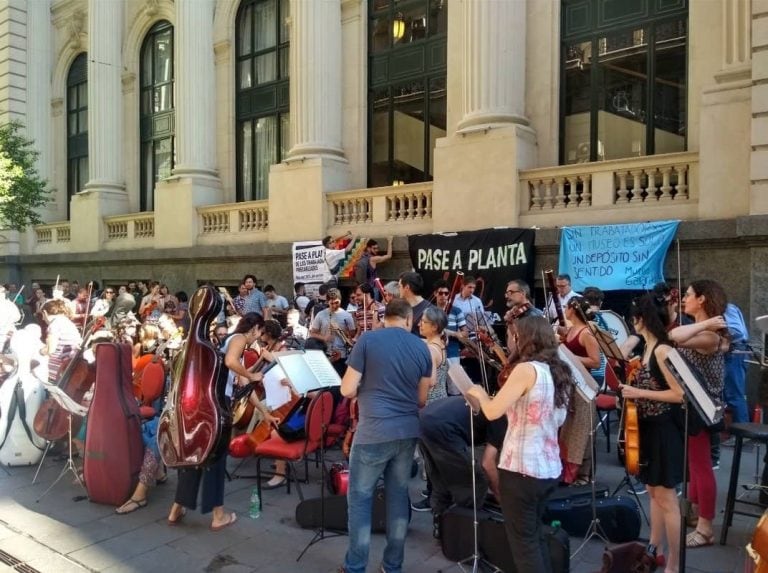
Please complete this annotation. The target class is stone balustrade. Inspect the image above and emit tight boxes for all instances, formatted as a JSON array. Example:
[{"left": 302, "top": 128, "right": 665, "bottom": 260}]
[
  {"left": 34, "top": 222, "right": 71, "bottom": 252},
  {"left": 326, "top": 182, "right": 434, "bottom": 235},
  {"left": 198, "top": 200, "right": 269, "bottom": 245},
  {"left": 103, "top": 213, "right": 155, "bottom": 249},
  {"left": 519, "top": 151, "right": 699, "bottom": 226}
]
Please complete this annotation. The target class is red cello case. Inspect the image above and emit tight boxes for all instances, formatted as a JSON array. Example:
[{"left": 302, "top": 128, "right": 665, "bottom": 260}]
[{"left": 83, "top": 343, "right": 144, "bottom": 505}]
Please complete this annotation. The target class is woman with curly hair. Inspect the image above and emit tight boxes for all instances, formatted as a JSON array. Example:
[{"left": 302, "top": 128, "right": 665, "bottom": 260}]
[
  {"left": 669, "top": 279, "right": 729, "bottom": 549},
  {"left": 468, "top": 316, "right": 573, "bottom": 573}
]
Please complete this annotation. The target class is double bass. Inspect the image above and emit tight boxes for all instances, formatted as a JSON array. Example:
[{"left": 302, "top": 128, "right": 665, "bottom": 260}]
[{"left": 157, "top": 286, "right": 231, "bottom": 467}]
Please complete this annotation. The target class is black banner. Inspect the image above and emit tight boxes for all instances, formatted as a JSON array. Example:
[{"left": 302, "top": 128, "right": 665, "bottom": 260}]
[{"left": 408, "top": 228, "right": 536, "bottom": 317}]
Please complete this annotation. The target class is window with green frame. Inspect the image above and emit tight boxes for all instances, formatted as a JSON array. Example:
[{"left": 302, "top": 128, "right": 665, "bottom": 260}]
[
  {"left": 368, "top": 0, "right": 447, "bottom": 188},
  {"left": 235, "top": 0, "right": 290, "bottom": 202},
  {"left": 561, "top": 0, "right": 688, "bottom": 164},
  {"left": 66, "top": 52, "right": 88, "bottom": 220},
  {"left": 140, "top": 20, "right": 175, "bottom": 212}
]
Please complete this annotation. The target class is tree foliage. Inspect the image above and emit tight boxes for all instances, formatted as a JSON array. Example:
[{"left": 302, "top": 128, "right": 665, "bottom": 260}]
[{"left": 0, "top": 121, "right": 51, "bottom": 231}]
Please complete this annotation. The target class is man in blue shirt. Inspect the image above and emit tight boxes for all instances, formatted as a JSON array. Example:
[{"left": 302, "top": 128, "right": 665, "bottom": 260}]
[
  {"left": 242, "top": 274, "right": 267, "bottom": 316},
  {"left": 339, "top": 298, "right": 432, "bottom": 573},
  {"left": 724, "top": 302, "right": 750, "bottom": 423}
]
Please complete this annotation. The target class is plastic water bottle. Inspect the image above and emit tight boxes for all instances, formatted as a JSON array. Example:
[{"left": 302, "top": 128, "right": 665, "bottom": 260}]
[
  {"left": 249, "top": 487, "right": 261, "bottom": 519},
  {"left": 550, "top": 520, "right": 561, "bottom": 530}
]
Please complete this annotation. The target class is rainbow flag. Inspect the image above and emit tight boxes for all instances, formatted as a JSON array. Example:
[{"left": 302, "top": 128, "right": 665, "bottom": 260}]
[{"left": 337, "top": 238, "right": 367, "bottom": 279}]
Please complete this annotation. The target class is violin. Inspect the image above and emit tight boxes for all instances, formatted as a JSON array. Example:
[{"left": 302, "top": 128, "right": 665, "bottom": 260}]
[
  {"left": 33, "top": 317, "right": 105, "bottom": 441},
  {"left": 504, "top": 302, "right": 532, "bottom": 324}
]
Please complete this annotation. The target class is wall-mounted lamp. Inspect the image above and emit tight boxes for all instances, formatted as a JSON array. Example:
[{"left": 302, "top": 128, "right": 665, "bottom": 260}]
[{"left": 392, "top": 13, "right": 405, "bottom": 41}]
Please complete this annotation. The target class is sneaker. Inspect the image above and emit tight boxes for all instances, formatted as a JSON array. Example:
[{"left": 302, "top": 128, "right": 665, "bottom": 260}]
[
  {"left": 420, "top": 488, "right": 429, "bottom": 498},
  {"left": 432, "top": 514, "right": 442, "bottom": 539},
  {"left": 627, "top": 478, "right": 647, "bottom": 495},
  {"left": 712, "top": 461, "right": 720, "bottom": 470},
  {"left": 677, "top": 485, "right": 683, "bottom": 498},
  {"left": 411, "top": 498, "right": 432, "bottom": 512}
]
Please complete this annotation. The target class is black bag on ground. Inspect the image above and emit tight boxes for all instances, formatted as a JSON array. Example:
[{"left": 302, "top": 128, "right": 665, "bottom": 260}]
[
  {"left": 599, "top": 541, "right": 657, "bottom": 573},
  {"left": 440, "top": 505, "right": 569, "bottom": 573},
  {"left": 295, "top": 485, "right": 407, "bottom": 533},
  {"left": 543, "top": 494, "right": 641, "bottom": 542}
]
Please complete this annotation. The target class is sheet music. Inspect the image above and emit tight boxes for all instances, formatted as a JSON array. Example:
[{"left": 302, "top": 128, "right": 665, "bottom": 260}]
[
  {"left": 447, "top": 362, "right": 481, "bottom": 413},
  {"left": 274, "top": 350, "right": 341, "bottom": 394},
  {"left": 263, "top": 364, "right": 292, "bottom": 410},
  {"left": 665, "top": 349, "right": 723, "bottom": 426},
  {"left": 558, "top": 346, "right": 599, "bottom": 402}
]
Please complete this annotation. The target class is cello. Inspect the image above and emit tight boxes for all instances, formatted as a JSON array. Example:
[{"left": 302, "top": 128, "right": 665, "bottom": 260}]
[
  {"left": 619, "top": 358, "right": 642, "bottom": 475},
  {"left": 33, "top": 316, "right": 104, "bottom": 442},
  {"left": 157, "top": 286, "right": 231, "bottom": 468}
]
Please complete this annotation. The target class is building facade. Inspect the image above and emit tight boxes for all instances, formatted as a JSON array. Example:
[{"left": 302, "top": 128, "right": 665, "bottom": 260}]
[{"left": 0, "top": 0, "right": 766, "bottom": 318}]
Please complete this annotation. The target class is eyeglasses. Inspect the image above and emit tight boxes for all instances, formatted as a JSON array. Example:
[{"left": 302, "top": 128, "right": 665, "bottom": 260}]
[
  {"left": 436, "top": 290, "right": 450, "bottom": 295},
  {"left": 505, "top": 289, "right": 521, "bottom": 294},
  {"left": 105, "top": 290, "right": 115, "bottom": 294}
]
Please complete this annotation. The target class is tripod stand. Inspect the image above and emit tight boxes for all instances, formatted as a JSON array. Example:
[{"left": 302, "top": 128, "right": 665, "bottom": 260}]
[
  {"left": 297, "top": 390, "right": 344, "bottom": 561},
  {"left": 572, "top": 402, "right": 610, "bottom": 557},
  {"left": 36, "top": 413, "right": 84, "bottom": 502},
  {"left": 439, "top": 365, "right": 502, "bottom": 573}
]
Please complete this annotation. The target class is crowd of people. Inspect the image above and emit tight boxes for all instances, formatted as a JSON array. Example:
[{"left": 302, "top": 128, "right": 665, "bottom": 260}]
[{"left": 0, "top": 260, "right": 755, "bottom": 573}]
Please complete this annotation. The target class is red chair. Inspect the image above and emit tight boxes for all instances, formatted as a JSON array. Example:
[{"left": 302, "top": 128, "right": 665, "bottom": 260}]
[
  {"left": 138, "top": 359, "right": 165, "bottom": 419},
  {"left": 253, "top": 390, "right": 334, "bottom": 506}
]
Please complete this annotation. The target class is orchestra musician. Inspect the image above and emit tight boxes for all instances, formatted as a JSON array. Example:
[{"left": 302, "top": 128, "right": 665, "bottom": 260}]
[
  {"left": 353, "top": 283, "right": 384, "bottom": 339},
  {"left": 166, "top": 313, "right": 272, "bottom": 531},
  {"left": 618, "top": 295, "right": 684, "bottom": 572},
  {"left": 504, "top": 279, "right": 543, "bottom": 353},
  {"left": 546, "top": 274, "right": 580, "bottom": 322},
  {"left": 559, "top": 297, "right": 600, "bottom": 485},
  {"left": 309, "top": 288, "right": 354, "bottom": 376},
  {"left": 668, "top": 280, "right": 728, "bottom": 549},
  {"left": 467, "top": 316, "right": 573, "bottom": 573}
]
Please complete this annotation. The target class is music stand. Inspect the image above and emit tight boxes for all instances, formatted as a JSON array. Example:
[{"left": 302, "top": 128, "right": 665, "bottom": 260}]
[
  {"left": 665, "top": 348, "right": 725, "bottom": 573},
  {"left": 296, "top": 389, "right": 345, "bottom": 562},
  {"left": 586, "top": 323, "right": 650, "bottom": 525},
  {"left": 36, "top": 414, "right": 84, "bottom": 502}
]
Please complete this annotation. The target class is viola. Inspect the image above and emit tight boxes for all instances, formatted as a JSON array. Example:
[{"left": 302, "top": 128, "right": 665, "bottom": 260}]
[
  {"left": 504, "top": 302, "right": 532, "bottom": 324},
  {"left": 157, "top": 286, "right": 231, "bottom": 467},
  {"left": 619, "top": 359, "right": 642, "bottom": 476},
  {"left": 32, "top": 317, "right": 105, "bottom": 441}
]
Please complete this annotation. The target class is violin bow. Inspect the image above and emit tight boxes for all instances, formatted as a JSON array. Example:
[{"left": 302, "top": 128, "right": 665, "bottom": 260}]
[{"left": 81, "top": 281, "right": 93, "bottom": 338}]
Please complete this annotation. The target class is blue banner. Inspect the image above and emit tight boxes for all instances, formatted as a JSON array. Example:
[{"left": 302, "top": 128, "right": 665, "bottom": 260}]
[{"left": 558, "top": 220, "right": 679, "bottom": 292}]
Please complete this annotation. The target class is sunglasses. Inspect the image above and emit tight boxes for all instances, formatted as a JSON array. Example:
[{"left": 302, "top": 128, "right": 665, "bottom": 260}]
[
  {"left": 436, "top": 290, "right": 450, "bottom": 295},
  {"left": 105, "top": 290, "right": 115, "bottom": 294}
]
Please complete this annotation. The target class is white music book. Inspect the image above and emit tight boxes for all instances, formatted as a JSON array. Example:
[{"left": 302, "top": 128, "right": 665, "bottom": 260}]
[
  {"left": 273, "top": 350, "right": 341, "bottom": 395},
  {"left": 558, "top": 346, "right": 599, "bottom": 402},
  {"left": 665, "top": 348, "right": 724, "bottom": 426},
  {"left": 262, "top": 364, "right": 292, "bottom": 410}
]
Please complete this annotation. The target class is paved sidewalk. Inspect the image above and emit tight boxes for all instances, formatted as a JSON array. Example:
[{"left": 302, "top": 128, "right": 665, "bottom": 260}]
[{"left": 0, "top": 434, "right": 761, "bottom": 572}]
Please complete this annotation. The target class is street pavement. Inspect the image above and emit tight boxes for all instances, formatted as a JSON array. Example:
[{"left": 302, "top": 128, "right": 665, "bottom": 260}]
[{"left": 0, "top": 430, "right": 762, "bottom": 573}]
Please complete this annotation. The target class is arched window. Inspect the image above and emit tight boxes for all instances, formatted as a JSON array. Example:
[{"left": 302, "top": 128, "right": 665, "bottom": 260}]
[
  {"left": 140, "top": 21, "right": 175, "bottom": 212},
  {"left": 66, "top": 53, "right": 88, "bottom": 220},
  {"left": 560, "top": 0, "right": 688, "bottom": 163},
  {"left": 235, "top": 0, "right": 290, "bottom": 202},
  {"left": 368, "top": 0, "right": 447, "bottom": 187}
]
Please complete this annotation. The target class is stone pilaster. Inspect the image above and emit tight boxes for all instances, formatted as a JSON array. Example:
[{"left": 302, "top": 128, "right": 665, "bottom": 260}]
[
  {"left": 456, "top": 0, "right": 528, "bottom": 132},
  {"left": 751, "top": 0, "right": 768, "bottom": 214},
  {"left": 70, "top": 0, "right": 128, "bottom": 252},
  {"left": 154, "top": 0, "right": 222, "bottom": 248},
  {"left": 286, "top": 0, "right": 344, "bottom": 161}
]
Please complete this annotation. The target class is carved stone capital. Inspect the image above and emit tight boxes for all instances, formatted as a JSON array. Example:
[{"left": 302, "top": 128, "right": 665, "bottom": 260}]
[{"left": 51, "top": 97, "right": 64, "bottom": 117}]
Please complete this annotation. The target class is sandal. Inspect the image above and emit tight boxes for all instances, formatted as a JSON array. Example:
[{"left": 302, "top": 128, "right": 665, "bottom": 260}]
[
  {"left": 155, "top": 474, "right": 168, "bottom": 485},
  {"left": 115, "top": 498, "right": 148, "bottom": 515},
  {"left": 210, "top": 512, "right": 237, "bottom": 531},
  {"left": 686, "top": 530, "right": 714, "bottom": 548},
  {"left": 571, "top": 478, "right": 590, "bottom": 487},
  {"left": 167, "top": 508, "right": 186, "bottom": 526},
  {"left": 263, "top": 474, "right": 286, "bottom": 490}
]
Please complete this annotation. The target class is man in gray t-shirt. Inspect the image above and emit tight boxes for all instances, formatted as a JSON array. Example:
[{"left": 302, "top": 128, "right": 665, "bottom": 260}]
[
  {"left": 309, "top": 288, "right": 354, "bottom": 375},
  {"left": 339, "top": 298, "right": 432, "bottom": 573}
]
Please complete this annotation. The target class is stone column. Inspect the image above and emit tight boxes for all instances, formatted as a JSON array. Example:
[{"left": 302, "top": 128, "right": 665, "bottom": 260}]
[
  {"left": 269, "top": 0, "right": 348, "bottom": 243},
  {"left": 173, "top": 0, "right": 217, "bottom": 177},
  {"left": 286, "top": 0, "right": 344, "bottom": 161},
  {"left": 84, "top": 0, "right": 124, "bottom": 192},
  {"left": 70, "top": 0, "right": 128, "bottom": 252},
  {"left": 154, "top": 0, "right": 222, "bottom": 248},
  {"left": 432, "top": 0, "right": 535, "bottom": 232},
  {"left": 456, "top": 0, "right": 527, "bottom": 132},
  {"left": 26, "top": 0, "right": 54, "bottom": 220}
]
